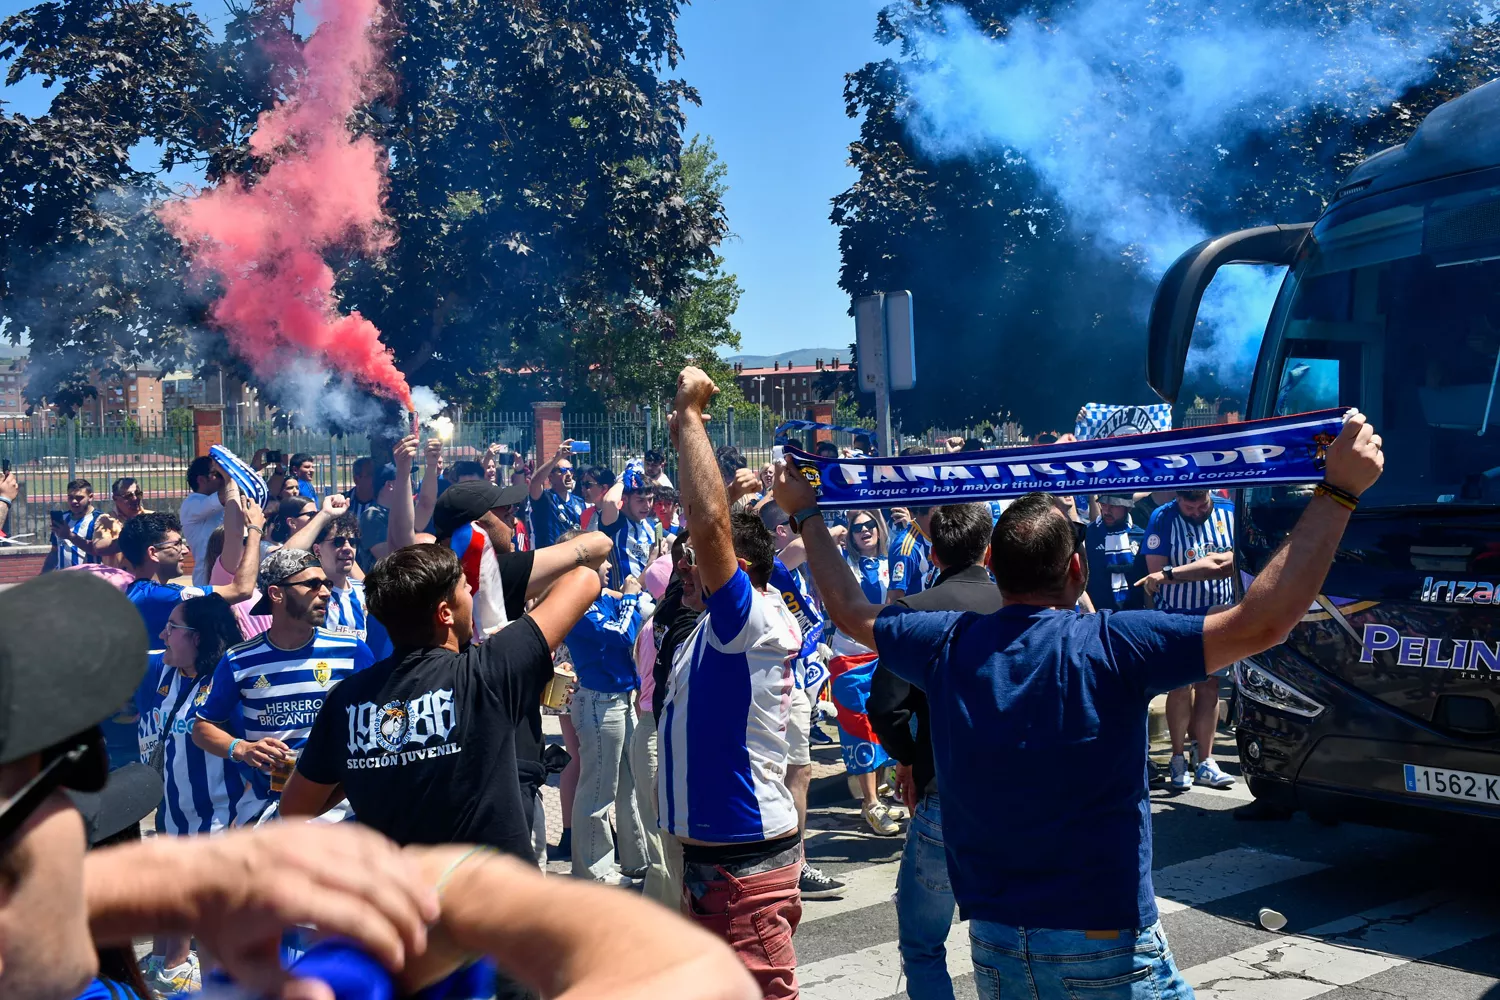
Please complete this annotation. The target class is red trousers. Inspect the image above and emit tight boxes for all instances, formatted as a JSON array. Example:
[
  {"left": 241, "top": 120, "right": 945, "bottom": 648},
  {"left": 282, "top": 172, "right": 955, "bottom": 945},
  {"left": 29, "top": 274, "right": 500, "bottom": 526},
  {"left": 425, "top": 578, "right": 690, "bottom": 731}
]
[{"left": 682, "top": 848, "right": 804, "bottom": 999}]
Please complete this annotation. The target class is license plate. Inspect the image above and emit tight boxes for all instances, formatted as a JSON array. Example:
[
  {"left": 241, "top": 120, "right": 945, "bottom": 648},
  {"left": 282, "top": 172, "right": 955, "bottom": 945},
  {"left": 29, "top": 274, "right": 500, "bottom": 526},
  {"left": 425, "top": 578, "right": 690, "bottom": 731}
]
[{"left": 1402, "top": 764, "right": 1500, "bottom": 805}]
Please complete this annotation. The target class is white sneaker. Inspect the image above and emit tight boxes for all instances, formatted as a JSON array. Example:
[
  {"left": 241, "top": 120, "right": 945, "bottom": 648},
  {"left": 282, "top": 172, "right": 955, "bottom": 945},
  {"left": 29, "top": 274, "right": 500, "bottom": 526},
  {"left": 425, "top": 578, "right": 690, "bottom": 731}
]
[
  {"left": 862, "top": 800, "right": 901, "bottom": 836},
  {"left": 1195, "top": 759, "right": 1237, "bottom": 789},
  {"left": 1168, "top": 754, "right": 1193, "bottom": 792},
  {"left": 143, "top": 953, "right": 201, "bottom": 997}
]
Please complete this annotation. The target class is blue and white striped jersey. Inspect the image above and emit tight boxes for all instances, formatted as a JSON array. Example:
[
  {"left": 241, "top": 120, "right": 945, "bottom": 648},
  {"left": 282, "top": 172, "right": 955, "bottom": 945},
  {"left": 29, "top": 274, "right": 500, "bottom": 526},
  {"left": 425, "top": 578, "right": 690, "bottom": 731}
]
[
  {"left": 602, "top": 513, "right": 659, "bottom": 589},
  {"left": 134, "top": 652, "right": 170, "bottom": 765},
  {"left": 1143, "top": 497, "right": 1236, "bottom": 613},
  {"left": 888, "top": 524, "right": 934, "bottom": 596},
  {"left": 193, "top": 628, "right": 373, "bottom": 808},
  {"left": 324, "top": 580, "right": 393, "bottom": 660},
  {"left": 142, "top": 657, "right": 262, "bottom": 833},
  {"left": 658, "top": 569, "right": 802, "bottom": 844},
  {"left": 51, "top": 508, "right": 101, "bottom": 568}
]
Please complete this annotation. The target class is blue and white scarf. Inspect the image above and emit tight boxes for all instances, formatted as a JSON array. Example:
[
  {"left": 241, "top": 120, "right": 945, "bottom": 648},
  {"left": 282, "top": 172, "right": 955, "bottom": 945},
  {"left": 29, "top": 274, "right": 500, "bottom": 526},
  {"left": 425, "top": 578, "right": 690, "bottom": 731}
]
[{"left": 786, "top": 408, "right": 1349, "bottom": 510}]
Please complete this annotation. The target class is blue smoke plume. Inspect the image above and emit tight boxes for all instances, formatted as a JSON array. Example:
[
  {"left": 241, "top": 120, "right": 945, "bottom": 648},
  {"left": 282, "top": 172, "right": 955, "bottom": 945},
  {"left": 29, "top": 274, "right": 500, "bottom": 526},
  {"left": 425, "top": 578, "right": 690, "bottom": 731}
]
[{"left": 899, "top": 0, "right": 1486, "bottom": 395}]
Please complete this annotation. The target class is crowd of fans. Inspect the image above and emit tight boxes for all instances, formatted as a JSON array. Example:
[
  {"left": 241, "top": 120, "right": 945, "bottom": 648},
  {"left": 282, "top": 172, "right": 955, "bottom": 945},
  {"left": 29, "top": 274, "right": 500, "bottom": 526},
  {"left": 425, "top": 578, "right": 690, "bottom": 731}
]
[{"left": 0, "top": 369, "right": 1385, "bottom": 1000}]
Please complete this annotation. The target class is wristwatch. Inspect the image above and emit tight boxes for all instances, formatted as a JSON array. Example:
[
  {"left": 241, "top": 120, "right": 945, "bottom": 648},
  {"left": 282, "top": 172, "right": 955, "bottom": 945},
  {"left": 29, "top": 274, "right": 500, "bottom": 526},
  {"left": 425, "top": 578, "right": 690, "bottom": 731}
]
[
  {"left": 1162, "top": 565, "right": 1176, "bottom": 581},
  {"left": 789, "top": 506, "right": 824, "bottom": 534}
]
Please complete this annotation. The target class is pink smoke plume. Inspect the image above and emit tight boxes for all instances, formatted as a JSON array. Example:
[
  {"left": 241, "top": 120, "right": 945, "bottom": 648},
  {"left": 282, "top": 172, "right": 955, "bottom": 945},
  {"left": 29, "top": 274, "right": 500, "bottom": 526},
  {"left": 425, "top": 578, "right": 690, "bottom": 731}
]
[{"left": 160, "top": 0, "right": 410, "bottom": 409}]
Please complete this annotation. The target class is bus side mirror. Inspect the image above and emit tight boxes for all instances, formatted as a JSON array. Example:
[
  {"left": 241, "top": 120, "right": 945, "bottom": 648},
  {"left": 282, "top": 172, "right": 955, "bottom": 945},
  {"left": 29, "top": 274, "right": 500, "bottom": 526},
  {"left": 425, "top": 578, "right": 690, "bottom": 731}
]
[{"left": 1147, "top": 223, "right": 1314, "bottom": 403}]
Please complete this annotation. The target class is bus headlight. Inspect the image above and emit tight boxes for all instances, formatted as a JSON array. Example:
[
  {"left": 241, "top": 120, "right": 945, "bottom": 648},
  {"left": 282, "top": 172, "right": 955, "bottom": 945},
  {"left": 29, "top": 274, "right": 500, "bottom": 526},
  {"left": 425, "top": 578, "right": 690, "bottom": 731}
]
[{"left": 1235, "top": 659, "right": 1325, "bottom": 719}]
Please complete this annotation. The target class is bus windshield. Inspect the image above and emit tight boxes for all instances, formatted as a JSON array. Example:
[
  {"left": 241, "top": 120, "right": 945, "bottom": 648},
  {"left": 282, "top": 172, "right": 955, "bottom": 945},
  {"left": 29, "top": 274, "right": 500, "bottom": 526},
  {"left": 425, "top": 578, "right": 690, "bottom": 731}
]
[{"left": 1255, "top": 175, "right": 1500, "bottom": 508}]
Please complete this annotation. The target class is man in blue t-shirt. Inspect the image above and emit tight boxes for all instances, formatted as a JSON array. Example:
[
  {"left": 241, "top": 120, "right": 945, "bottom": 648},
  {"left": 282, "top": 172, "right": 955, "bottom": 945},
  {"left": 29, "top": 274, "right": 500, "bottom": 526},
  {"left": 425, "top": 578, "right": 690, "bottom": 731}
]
[
  {"left": 119, "top": 511, "right": 259, "bottom": 639},
  {"left": 1139, "top": 490, "right": 1238, "bottom": 792},
  {"left": 777, "top": 412, "right": 1384, "bottom": 1000},
  {"left": 528, "top": 441, "right": 587, "bottom": 548}
]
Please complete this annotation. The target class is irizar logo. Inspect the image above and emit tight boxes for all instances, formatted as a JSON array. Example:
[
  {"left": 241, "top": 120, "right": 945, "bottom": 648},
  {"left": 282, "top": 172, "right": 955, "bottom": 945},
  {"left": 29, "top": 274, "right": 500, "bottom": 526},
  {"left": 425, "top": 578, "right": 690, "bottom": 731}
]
[{"left": 1420, "top": 577, "right": 1499, "bottom": 605}]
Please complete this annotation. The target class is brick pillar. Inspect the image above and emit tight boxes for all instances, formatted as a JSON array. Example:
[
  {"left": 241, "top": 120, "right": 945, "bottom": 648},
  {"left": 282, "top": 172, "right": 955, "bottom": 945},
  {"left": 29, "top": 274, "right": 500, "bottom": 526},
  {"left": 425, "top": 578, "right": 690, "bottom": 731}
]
[
  {"left": 811, "top": 401, "right": 836, "bottom": 444},
  {"left": 193, "top": 407, "right": 224, "bottom": 458},
  {"left": 532, "top": 401, "right": 565, "bottom": 467}
]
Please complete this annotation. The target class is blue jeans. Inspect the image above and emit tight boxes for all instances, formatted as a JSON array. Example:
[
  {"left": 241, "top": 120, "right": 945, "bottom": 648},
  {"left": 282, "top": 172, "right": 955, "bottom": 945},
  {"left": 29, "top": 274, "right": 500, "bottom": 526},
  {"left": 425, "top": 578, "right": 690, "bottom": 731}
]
[
  {"left": 969, "top": 922, "right": 1193, "bottom": 1000},
  {"left": 897, "top": 794, "right": 957, "bottom": 1000},
  {"left": 570, "top": 686, "right": 648, "bottom": 879}
]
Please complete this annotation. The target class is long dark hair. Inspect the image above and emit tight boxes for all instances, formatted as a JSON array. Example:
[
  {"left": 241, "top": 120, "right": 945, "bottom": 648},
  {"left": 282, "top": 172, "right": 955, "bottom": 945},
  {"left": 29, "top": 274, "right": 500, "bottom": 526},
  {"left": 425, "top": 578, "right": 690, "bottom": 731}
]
[
  {"left": 271, "top": 496, "right": 315, "bottom": 543},
  {"left": 179, "top": 594, "right": 244, "bottom": 675}
]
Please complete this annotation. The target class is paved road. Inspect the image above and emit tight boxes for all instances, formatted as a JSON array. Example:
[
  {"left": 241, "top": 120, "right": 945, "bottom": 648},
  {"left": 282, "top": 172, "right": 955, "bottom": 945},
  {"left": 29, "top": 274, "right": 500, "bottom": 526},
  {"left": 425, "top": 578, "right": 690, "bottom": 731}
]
[
  {"left": 537, "top": 716, "right": 1500, "bottom": 1000},
  {"left": 777, "top": 741, "right": 1500, "bottom": 1000}
]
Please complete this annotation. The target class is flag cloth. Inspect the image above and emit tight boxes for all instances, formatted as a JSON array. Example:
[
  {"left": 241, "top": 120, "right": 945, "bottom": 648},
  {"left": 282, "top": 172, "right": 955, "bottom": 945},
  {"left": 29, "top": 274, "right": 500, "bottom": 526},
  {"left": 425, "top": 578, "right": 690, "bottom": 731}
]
[
  {"left": 785, "top": 408, "right": 1348, "bottom": 511},
  {"left": 828, "top": 652, "right": 891, "bottom": 776},
  {"left": 209, "top": 444, "right": 271, "bottom": 508},
  {"left": 1075, "top": 402, "right": 1173, "bottom": 440}
]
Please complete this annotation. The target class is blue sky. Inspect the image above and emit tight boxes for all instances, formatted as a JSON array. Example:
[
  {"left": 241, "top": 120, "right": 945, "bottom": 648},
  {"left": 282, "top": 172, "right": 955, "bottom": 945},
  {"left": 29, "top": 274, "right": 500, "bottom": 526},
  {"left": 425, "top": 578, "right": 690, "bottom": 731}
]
[
  {"left": 0, "top": 0, "right": 889, "bottom": 357},
  {"left": 676, "top": 0, "right": 891, "bottom": 357}
]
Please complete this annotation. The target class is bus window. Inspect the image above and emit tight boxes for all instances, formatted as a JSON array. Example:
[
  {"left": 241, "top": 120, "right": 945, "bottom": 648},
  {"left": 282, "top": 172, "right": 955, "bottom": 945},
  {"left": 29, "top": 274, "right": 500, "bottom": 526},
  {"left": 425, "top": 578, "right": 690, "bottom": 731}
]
[{"left": 1276, "top": 357, "right": 1342, "bottom": 415}]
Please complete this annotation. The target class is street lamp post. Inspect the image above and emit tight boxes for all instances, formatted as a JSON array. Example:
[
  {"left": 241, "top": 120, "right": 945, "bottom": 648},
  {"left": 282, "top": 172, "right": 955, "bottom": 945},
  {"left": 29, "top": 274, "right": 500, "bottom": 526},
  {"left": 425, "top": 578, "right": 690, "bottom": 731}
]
[
  {"left": 754, "top": 376, "right": 766, "bottom": 453},
  {"left": 774, "top": 384, "right": 785, "bottom": 430}
]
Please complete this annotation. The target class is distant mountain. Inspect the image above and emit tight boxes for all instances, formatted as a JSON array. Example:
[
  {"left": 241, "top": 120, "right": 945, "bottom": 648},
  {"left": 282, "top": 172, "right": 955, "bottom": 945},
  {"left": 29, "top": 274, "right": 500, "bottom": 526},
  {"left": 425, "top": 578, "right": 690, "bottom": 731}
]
[{"left": 723, "top": 347, "right": 850, "bottom": 368}]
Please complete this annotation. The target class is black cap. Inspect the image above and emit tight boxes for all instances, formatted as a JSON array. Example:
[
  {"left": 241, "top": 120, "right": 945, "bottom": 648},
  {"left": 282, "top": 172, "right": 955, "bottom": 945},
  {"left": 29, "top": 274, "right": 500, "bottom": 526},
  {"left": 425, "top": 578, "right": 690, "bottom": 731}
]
[
  {"left": 434, "top": 479, "right": 507, "bottom": 537},
  {"left": 494, "top": 482, "right": 529, "bottom": 507},
  {"left": 0, "top": 573, "right": 148, "bottom": 765},
  {"left": 68, "top": 762, "right": 161, "bottom": 846}
]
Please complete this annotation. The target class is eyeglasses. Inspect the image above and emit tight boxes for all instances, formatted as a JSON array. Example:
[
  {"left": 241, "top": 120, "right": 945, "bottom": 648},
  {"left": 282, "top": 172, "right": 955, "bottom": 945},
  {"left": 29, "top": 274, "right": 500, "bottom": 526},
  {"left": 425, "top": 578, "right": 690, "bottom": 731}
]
[
  {"left": 279, "top": 578, "right": 332, "bottom": 592},
  {"left": 154, "top": 538, "right": 186, "bottom": 553},
  {"left": 164, "top": 621, "right": 197, "bottom": 635},
  {"left": 0, "top": 729, "right": 107, "bottom": 848}
]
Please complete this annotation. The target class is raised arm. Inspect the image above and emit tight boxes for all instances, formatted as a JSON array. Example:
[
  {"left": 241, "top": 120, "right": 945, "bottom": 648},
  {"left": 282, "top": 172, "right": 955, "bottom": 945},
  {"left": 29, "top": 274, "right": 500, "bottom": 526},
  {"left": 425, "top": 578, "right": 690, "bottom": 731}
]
[
  {"left": 669, "top": 368, "right": 737, "bottom": 593},
  {"left": 526, "top": 564, "right": 604, "bottom": 650},
  {"left": 387, "top": 435, "right": 421, "bottom": 551},
  {"left": 415, "top": 438, "right": 442, "bottom": 532},
  {"left": 285, "top": 493, "right": 350, "bottom": 552},
  {"left": 525, "top": 532, "right": 612, "bottom": 601},
  {"left": 530, "top": 440, "right": 573, "bottom": 502},
  {"left": 1203, "top": 412, "right": 1383, "bottom": 672},
  {"left": 773, "top": 461, "right": 881, "bottom": 649},
  {"left": 598, "top": 477, "right": 626, "bottom": 527},
  {"left": 214, "top": 496, "right": 266, "bottom": 605}
]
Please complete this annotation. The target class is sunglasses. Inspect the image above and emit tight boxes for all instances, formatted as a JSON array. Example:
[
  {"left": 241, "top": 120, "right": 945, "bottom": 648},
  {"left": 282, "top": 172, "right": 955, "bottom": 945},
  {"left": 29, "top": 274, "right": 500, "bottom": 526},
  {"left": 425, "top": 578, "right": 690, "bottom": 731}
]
[
  {"left": 115, "top": 491, "right": 142, "bottom": 501},
  {"left": 0, "top": 728, "right": 108, "bottom": 848},
  {"left": 852, "top": 521, "right": 877, "bottom": 532},
  {"left": 322, "top": 536, "right": 356, "bottom": 549},
  {"left": 1071, "top": 520, "right": 1088, "bottom": 551},
  {"left": 279, "top": 578, "right": 332, "bottom": 592}
]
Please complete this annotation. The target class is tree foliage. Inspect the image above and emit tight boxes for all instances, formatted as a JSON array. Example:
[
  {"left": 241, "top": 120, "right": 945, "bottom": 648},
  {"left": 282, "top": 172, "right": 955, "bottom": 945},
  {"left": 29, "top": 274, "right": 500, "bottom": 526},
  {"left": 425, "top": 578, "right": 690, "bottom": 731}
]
[
  {"left": 835, "top": 0, "right": 1500, "bottom": 431},
  {"left": 1, "top": 0, "right": 739, "bottom": 417}
]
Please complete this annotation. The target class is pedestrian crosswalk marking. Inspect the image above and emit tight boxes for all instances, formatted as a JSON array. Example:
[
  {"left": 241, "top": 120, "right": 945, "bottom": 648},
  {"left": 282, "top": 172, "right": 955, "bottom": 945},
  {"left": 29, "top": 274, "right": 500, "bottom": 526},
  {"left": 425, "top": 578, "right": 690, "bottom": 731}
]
[
  {"left": 796, "top": 848, "right": 1348, "bottom": 998},
  {"left": 1154, "top": 848, "right": 1329, "bottom": 915},
  {"left": 800, "top": 861, "right": 898, "bottom": 924},
  {"left": 798, "top": 920, "right": 970, "bottom": 1000},
  {"left": 1185, "top": 891, "right": 1500, "bottom": 998}
]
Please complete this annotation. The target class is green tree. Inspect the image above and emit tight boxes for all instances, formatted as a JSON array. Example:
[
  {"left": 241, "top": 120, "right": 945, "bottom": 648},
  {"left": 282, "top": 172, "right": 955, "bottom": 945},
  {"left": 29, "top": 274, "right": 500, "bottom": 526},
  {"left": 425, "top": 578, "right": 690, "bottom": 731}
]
[
  {"left": 339, "top": 0, "right": 731, "bottom": 413},
  {"left": 0, "top": 0, "right": 218, "bottom": 415},
  {"left": 836, "top": 1, "right": 1500, "bottom": 431}
]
